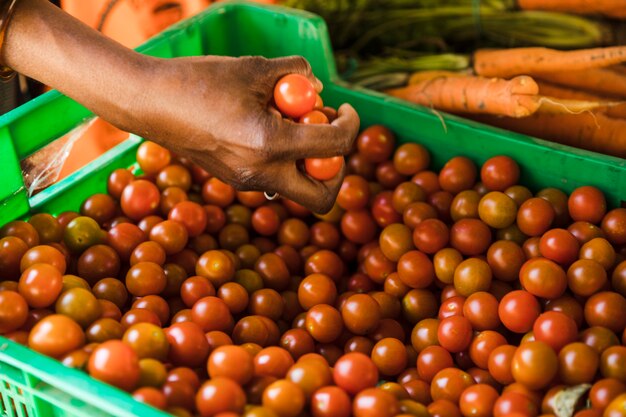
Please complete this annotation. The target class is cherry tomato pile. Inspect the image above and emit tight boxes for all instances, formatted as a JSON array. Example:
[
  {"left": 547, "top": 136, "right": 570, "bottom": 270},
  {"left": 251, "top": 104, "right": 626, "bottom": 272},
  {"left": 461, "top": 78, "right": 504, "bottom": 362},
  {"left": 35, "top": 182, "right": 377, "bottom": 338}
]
[{"left": 1, "top": 127, "right": 626, "bottom": 417}]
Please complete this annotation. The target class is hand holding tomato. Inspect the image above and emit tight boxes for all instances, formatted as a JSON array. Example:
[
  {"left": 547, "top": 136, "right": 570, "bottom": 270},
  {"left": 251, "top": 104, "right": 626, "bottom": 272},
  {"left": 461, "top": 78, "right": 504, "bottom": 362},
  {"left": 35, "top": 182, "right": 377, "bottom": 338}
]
[
  {"left": 3, "top": 0, "right": 359, "bottom": 214},
  {"left": 271, "top": 73, "right": 352, "bottom": 198},
  {"left": 136, "top": 56, "right": 359, "bottom": 214}
]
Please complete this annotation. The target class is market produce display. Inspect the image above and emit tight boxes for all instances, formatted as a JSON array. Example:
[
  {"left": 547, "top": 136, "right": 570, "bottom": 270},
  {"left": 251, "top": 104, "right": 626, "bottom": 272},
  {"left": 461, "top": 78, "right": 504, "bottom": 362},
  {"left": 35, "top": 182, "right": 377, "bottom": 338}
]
[
  {"left": 285, "top": 0, "right": 626, "bottom": 158},
  {"left": 2, "top": 112, "right": 626, "bottom": 416}
]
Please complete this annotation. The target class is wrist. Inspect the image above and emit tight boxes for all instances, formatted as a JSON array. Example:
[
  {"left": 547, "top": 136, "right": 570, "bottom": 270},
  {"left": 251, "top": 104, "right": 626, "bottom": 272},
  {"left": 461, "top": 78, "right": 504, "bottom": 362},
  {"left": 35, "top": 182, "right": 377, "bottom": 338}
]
[{"left": 126, "top": 56, "right": 226, "bottom": 149}]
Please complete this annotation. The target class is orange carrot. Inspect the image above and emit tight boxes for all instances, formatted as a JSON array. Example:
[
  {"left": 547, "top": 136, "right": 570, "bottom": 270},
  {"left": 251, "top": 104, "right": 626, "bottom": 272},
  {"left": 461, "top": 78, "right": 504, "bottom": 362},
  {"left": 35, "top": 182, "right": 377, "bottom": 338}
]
[
  {"left": 474, "top": 113, "right": 626, "bottom": 158},
  {"left": 610, "top": 65, "right": 626, "bottom": 75},
  {"left": 408, "top": 70, "right": 467, "bottom": 85},
  {"left": 517, "top": 0, "right": 626, "bottom": 19},
  {"left": 538, "top": 82, "right": 600, "bottom": 101},
  {"left": 538, "top": 81, "right": 626, "bottom": 118},
  {"left": 387, "top": 74, "right": 609, "bottom": 118},
  {"left": 537, "top": 97, "right": 617, "bottom": 115},
  {"left": 386, "top": 75, "right": 541, "bottom": 118},
  {"left": 534, "top": 68, "right": 626, "bottom": 99},
  {"left": 474, "top": 46, "right": 626, "bottom": 78}
]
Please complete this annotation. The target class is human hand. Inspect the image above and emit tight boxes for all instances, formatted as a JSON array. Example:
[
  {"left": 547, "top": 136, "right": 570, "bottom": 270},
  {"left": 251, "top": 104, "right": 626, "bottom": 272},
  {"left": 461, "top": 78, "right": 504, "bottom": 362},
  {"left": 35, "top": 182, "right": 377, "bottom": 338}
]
[
  {"left": 133, "top": 55, "right": 360, "bottom": 213},
  {"left": 2, "top": 0, "right": 358, "bottom": 213}
]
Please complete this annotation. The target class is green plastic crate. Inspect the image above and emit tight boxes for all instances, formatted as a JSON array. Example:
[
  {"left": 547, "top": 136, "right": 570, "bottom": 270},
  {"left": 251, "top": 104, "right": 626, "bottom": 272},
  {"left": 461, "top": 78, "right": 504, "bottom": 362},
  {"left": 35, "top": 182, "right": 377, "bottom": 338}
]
[{"left": 0, "top": 2, "right": 625, "bottom": 416}]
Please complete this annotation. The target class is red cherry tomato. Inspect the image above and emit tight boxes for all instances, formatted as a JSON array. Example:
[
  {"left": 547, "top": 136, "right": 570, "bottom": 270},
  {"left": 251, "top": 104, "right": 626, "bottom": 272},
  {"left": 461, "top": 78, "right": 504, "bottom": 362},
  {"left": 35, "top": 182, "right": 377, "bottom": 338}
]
[
  {"left": 498, "top": 290, "right": 540, "bottom": 333},
  {"left": 300, "top": 110, "right": 329, "bottom": 125},
  {"left": 121, "top": 180, "right": 160, "bottom": 221},
  {"left": 274, "top": 74, "right": 316, "bottom": 118},
  {"left": 333, "top": 352, "right": 379, "bottom": 395},
  {"left": 87, "top": 340, "right": 140, "bottom": 392},
  {"left": 305, "top": 157, "right": 344, "bottom": 182}
]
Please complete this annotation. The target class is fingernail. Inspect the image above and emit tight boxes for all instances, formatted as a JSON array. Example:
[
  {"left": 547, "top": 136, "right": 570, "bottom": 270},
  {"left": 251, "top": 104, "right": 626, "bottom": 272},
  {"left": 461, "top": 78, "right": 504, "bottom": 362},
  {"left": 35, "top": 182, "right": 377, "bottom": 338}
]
[{"left": 315, "top": 78, "right": 324, "bottom": 92}]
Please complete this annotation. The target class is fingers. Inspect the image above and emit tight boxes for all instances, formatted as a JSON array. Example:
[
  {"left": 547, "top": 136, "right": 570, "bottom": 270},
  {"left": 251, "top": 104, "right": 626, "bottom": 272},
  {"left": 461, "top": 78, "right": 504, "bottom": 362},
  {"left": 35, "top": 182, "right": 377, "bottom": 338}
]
[
  {"left": 276, "top": 103, "right": 360, "bottom": 160},
  {"left": 271, "top": 162, "right": 347, "bottom": 214},
  {"left": 270, "top": 55, "right": 323, "bottom": 93}
]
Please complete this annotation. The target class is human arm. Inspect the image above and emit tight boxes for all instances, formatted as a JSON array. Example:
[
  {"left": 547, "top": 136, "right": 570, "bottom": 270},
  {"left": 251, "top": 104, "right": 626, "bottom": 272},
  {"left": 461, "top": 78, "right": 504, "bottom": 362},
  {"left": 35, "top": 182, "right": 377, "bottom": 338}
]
[{"left": 2, "top": 0, "right": 360, "bottom": 213}]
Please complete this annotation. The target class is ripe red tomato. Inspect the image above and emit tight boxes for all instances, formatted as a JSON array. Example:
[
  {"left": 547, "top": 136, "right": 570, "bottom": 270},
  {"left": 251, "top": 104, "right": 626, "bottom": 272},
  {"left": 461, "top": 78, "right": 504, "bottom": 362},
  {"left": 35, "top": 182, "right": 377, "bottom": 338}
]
[
  {"left": 337, "top": 175, "right": 370, "bottom": 211},
  {"left": 353, "top": 388, "right": 399, "bottom": 417},
  {"left": 305, "top": 157, "right": 344, "bottom": 182},
  {"left": 121, "top": 180, "right": 160, "bottom": 221},
  {"left": 393, "top": 143, "right": 430, "bottom": 176},
  {"left": 311, "top": 386, "right": 351, "bottom": 417},
  {"left": 252, "top": 206, "right": 281, "bottom": 236},
  {"left": 208, "top": 345, "right": 254, "bottom": 385},
  {"left": 274, "top": 74, "right": 316, "bottom": 118},
  {"left": 196, "top": 377, "right": 246, "bottom": 417},
  {"left": 498, "top": 290, "right": 540, "bottom": 333},
  {"left": 192, "top": 296, "right": 233, "bottom": 332},
  {"left": 300, "top": 110, "right": 329, "bottom": 125},
  {"left": 132, "top": 387, "right": 166, "bottom": 410},
  {"left": 539, "top": 228, "right": 580, "bottom": 265},
  {"left": 107, "top": 223, "right": 147, "bottom": 262},
  {"left": 493, "top": 391, "right": 538, "bottom": 417},
  {"left": 254, "top": 346, "right": 294, "bottom": 379},
  {"left": 439, "top": 156, "right": 477, "bottom": 194},
  {"left": 169, "top": 201, "right": 207, "bottom": 237},
  {"left": 449, "top": 219, "right": 491, "bottom": 256},
  {"left": 0, "top": 290, "right": 28, "bottom": 333},
  {"left": 511, "top": 341, "right": 558, "bottom": 390},
  {"left": 397, "top": 250, "right": 435, "bottom": 289},
  {"left": 519, "top": 257, "right": 567, "bottom": 299},
  {"left": 602, "top": 208, "right": 626, "bottom": 245},
  {"left": 341, "top": 209, "right": 377, "bottom": 244},
  {"left": 517, "top": 197, "right": 555, "bottom": 237},
  {"left": 165, "top": 321, "right": 210, "bottom": 368},
  {"left": 333, "top": 352, "right": 379, "bottom": 395},
  {"left": 18, "top": 263, "right": 63, "bottom": 308},
  {"left": 262, "top": 379, "right": 306, "bottom": 417},
  {"left": 417, "top": 345, "right": 454, "bottom": 383},
  {"left": 568, "top": 186, "right": 607, "bottom": 224},
  {"left": 358, "top": 125, "right": 396, "bottom": 163},
  {"left": 88, "top": 340, "right": 140, "bottom": 391},
  {"left": 459, "top": 384, "right": 499, "bottom": 417},
  {"left": 136, "top": 141, "right": 171, "bottom": 175},
  {"left": 469, "top": 330, "right": 507, "bottom": 370},
  {"left": 372, "top": 191, "right": 403, "bottom": 227},
  {"left": 202, "top": 178, "right": 235, "bottom": 208},
  {"left": 533, "top": 311, "right": 578, "bottom": 352},
  {"left": 480, "top": 155, "right": 520, "bottom": 191},
  {"left": 463, "top": 292, "right": 501, "bottom": 331},
  {"left": 413, "top": 219, "right": 449, "bottom": 254},
  {"left": 438, "top": 316, "right": 473, "bottom": 353},
  {"left": 107, "top": 168, "right": 134, "bottom": 199}
]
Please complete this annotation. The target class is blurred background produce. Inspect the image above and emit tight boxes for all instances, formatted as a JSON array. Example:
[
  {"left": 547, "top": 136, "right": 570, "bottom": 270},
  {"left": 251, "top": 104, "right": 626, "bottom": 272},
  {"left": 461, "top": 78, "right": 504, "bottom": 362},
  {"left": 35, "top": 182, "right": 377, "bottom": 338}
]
[{"left": 286, "top": 0, "right": 626, "bottom": 158}]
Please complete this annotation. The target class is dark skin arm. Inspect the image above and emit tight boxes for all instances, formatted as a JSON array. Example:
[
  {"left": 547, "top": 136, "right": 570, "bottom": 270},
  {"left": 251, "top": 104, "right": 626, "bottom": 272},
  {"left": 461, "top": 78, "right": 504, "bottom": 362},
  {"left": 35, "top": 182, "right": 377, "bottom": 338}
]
[{"left": 3, "top": 0, "right": 360, "bottom": 213}]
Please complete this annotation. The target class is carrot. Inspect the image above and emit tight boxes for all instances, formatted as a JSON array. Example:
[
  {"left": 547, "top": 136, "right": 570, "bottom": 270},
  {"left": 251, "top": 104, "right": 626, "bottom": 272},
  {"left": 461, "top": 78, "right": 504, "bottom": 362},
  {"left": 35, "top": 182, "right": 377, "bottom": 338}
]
[
  {"left": 534, "top": 68, "right": 626, "bottom": 99},
  {"left": 538, "top": 81, "right": 626, "bottom": 118},
  {"left": 610, "top": 65, "right": 626, "bottom": 75},
  {"left": 387, "top": 73, "right": 610, "bottom": 118},
  {"left": 474, "top": 113, "right": 626, "bottom": 158},
  {"left": 408, "top": 70, "right": 467, "bottom": 85},
  {"left": 474, "top": 46, "right": 626, "bottom": 78},
  {"left": 386, "top": 75, "right": 541, "bottom": 118},
  {"left": 517, "top": 0, "right": 626, "bottom": 19},
  {"left": 538, "top": 82, "right": 599, "bottom": 101},
  {"left": 538, "top": 97, "right": 617, "bottom": 115}
]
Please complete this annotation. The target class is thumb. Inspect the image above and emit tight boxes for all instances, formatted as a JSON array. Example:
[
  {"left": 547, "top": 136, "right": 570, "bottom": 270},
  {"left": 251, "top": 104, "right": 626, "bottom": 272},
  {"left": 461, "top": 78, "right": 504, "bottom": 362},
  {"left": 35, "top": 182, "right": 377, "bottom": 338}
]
[{"left": 270, "top": 55, "right": 323, "bottom": 93}]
